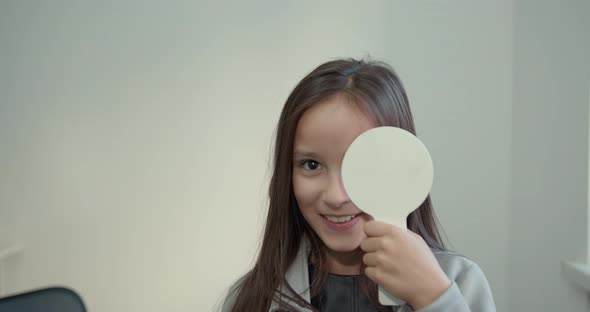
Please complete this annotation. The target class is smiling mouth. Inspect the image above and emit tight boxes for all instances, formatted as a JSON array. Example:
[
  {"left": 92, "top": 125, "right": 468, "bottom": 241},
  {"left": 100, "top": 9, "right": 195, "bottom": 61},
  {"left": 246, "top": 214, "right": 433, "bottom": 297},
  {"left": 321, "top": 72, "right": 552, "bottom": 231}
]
[{"left": 321, "top": 213, "right": 361, "bottom": 223}]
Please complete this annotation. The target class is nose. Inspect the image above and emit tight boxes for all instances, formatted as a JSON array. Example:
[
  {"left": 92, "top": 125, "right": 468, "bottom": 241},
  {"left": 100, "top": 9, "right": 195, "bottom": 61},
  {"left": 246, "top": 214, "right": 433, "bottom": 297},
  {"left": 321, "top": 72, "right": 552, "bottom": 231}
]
[{"left": 323, "top": 170, "right": 352, "bottom": 209}]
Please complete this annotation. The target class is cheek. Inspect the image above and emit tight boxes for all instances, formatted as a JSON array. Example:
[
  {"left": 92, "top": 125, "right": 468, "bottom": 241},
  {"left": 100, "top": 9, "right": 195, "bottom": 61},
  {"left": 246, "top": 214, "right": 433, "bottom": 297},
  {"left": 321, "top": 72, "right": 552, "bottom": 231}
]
[{"left": 292, "top": 175, "right": 322, "bottom": 214}]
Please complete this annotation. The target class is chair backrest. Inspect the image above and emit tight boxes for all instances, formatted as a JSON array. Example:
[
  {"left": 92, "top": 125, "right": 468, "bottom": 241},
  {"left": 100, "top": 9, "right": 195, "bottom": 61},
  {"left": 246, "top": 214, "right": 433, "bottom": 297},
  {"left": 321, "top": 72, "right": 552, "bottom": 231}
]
[{"left": 0, "top": 287, "right": 86, "bottom": 312}]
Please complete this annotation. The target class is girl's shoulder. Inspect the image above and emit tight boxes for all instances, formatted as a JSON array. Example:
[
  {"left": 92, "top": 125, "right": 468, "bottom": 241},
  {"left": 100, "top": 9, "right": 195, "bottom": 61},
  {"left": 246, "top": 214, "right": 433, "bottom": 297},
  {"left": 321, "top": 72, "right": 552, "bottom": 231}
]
[
  {"left": 430, "top": 249, "right": 493, "bottom": 295},
  {"left": 421, "top": 249, "right": 496, "bottom": 311},
  {"left": 431, "top": 249, "right": 488, "bottom": 282}
]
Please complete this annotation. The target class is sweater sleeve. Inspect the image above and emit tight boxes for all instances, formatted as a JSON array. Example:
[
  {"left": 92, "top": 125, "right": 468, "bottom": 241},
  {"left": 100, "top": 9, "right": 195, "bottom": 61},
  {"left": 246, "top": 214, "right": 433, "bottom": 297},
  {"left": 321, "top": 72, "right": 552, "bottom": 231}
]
[{"left": 415, "top": 262, "right": 496, "bottom": 312}]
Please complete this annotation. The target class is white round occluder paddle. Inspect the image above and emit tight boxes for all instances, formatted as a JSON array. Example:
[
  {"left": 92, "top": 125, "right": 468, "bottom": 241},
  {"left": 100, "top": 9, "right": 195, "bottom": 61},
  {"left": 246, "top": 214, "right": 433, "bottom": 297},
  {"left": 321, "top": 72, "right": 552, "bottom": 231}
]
[{"left": 341, "top": 126, "right": 434, "bottom": 307}]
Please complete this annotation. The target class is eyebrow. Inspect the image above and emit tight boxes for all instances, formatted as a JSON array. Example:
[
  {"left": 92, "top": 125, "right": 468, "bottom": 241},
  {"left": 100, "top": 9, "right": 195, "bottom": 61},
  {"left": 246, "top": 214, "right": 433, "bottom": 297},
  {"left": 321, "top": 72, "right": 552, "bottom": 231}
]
[{"left": 293, "top": 150, "right": 320, "bottom": 158}]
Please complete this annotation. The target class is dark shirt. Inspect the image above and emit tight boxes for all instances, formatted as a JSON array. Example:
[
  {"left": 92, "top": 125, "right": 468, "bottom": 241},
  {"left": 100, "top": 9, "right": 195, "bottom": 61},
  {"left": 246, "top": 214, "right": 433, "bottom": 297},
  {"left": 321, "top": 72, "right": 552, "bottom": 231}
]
[{"left": 309, "top": 264, "right": 382, "bottom": 312}]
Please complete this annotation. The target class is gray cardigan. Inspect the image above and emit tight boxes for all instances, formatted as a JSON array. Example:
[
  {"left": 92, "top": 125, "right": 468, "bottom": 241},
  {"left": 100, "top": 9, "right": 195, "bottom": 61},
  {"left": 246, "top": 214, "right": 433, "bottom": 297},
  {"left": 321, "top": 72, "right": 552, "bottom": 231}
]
[{"left": 221, "top": 237, "right": 496, "bottom": 312}]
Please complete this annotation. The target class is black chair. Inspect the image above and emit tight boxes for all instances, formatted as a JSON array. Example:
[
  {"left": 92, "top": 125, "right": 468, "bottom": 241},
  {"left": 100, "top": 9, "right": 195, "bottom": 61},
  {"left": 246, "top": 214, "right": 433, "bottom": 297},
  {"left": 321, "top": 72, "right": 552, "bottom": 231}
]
[{"left": 0, "top": 287, "right": 86, "bottom": 312}]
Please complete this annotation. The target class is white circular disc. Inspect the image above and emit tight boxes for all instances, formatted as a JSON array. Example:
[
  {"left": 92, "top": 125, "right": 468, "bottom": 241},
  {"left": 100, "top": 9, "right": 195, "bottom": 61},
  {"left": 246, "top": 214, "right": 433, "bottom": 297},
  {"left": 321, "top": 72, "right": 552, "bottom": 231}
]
[{"left": 341, "top": 126, "right": 434, "bottom": 227}]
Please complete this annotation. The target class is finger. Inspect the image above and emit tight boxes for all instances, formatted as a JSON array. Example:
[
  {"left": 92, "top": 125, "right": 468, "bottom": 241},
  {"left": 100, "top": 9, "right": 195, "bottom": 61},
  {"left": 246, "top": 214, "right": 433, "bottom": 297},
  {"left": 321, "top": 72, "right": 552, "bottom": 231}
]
[
  {"left": 363, "top": 220, "right": 392, "bottom": 237},
  {"left": 363, "top": 252, "right": 390, "bottom": 268},
  {"left": 360, "top": 237, "right": 382, "bottom": 252},
  {"left": 362, "top": 252, "right": 378, "bottom": 267},
  {"left": 365, "top": 220, "right": 407, "bottom": 238},
  {"left": 364, "top": 267, "right": 383, "bottom": 285}
]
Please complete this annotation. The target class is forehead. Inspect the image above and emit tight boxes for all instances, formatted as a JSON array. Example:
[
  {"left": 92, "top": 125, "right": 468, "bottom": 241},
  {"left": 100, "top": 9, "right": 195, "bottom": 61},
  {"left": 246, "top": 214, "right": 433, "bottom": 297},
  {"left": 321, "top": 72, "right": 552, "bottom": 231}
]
[{"left": 293, "top": 94, "right": 375, "bottom": 157}]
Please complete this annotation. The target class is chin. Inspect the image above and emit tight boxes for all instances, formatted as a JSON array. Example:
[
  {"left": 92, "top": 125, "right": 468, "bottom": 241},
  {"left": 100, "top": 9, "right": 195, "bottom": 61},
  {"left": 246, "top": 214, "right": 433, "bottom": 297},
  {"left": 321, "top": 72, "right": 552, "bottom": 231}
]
[
  {"left": 321, "top": 234, "right": 363, "bottom": 252},
  {"left": 327, "top": 243, "right": 359, "bottom": 253}
]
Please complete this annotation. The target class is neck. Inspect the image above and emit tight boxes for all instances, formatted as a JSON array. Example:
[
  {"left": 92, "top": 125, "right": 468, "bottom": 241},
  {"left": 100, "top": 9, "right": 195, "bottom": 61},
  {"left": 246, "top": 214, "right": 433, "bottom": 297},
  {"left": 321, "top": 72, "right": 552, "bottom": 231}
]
[{"left": 324, "top": 247, "right": 364, "bottom": 275}]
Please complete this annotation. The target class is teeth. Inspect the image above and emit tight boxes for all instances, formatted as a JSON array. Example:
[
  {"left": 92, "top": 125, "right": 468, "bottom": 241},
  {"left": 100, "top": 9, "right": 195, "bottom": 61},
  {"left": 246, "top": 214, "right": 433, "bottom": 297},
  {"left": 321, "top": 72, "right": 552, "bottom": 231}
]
[{"left": 325, "top": 215, "right": 355, "bottom": 223}]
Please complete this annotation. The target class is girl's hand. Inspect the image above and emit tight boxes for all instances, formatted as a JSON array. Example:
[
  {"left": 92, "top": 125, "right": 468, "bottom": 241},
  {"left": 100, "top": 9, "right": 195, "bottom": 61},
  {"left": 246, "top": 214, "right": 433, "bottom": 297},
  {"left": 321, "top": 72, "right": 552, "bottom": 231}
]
[{"left": 360, "top": 220, "right": 451, "bottom": 310}]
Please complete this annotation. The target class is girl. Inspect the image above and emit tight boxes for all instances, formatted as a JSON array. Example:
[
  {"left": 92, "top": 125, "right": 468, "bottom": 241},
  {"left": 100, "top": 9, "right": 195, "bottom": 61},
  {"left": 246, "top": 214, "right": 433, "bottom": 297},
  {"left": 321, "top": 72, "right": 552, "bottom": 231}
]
[{"left": 221, "top": 58, "right": 495, "bottom": 312}]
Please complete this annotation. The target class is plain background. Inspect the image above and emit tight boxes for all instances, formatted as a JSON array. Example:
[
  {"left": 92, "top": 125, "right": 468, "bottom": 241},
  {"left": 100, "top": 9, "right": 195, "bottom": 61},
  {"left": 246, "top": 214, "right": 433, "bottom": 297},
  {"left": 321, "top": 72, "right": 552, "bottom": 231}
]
[{"left": 0, "top": 1, "right": 589, "bottom": 311}]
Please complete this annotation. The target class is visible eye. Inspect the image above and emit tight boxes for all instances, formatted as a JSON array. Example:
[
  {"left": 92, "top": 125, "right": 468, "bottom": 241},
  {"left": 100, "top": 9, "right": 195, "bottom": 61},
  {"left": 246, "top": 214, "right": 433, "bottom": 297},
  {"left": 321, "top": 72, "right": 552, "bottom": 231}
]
[{"left": 300, "top": 160, "right": 321, "bottom": 171}]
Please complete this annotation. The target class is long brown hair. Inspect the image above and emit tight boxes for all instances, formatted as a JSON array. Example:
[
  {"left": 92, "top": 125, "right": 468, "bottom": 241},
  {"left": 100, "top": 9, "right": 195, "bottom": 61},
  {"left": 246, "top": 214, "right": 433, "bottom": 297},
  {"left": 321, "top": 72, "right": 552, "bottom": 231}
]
[{"left": 227, "top": 57, "right": 447, "bottom": 312}]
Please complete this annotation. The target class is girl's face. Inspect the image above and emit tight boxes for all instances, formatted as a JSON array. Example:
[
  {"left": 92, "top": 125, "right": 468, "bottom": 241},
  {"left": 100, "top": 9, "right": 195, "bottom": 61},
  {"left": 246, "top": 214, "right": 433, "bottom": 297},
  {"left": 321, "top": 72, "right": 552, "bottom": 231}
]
[{"left": 292, "top": 94, "right": 375, "bottom": 253}]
